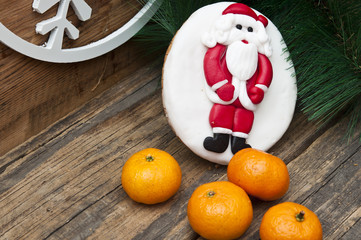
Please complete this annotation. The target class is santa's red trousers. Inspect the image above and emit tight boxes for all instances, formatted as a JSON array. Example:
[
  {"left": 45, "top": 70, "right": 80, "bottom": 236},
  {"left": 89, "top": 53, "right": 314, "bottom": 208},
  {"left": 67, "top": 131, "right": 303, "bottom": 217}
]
[{"left": 209, "top": 103, "right": 254, "bottom": 135}]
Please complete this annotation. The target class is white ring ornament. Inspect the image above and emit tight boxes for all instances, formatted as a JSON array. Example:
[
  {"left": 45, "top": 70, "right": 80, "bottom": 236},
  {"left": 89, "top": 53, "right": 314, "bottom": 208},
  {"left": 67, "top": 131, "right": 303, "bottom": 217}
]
[{"left": 0, "top": 0, "right": 161, "bottom": 63}]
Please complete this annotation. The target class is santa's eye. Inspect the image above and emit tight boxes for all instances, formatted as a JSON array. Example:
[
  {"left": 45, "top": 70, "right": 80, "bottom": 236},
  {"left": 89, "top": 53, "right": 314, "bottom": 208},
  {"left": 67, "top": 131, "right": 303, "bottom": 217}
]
[
  {"left": 236, "top": 24, "right": 242, "bottom": 30},
  {"left": 247, "top": 27, "right": 253, "bottom": 32}
]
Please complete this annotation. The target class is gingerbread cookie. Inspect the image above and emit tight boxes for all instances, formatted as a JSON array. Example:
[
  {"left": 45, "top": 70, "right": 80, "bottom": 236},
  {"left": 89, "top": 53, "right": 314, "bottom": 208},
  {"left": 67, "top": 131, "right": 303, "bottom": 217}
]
[{"left": 162, "top": 2, "right": 297, "bottom": 165}]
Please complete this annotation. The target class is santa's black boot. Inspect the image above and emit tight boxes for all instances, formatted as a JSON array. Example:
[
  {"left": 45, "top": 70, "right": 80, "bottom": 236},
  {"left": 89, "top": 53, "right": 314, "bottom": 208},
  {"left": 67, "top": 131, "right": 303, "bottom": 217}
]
[
  {"left": 231, "top": 136, "right": 251, "bottom": 154},
  {"left": 203, "top": 133, "right": 229, "bottom": 153}
]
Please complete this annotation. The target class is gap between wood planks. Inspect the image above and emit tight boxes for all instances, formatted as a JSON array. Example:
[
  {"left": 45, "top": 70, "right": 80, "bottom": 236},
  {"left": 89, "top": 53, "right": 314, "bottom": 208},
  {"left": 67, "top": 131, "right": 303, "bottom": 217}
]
[{"left": 1, "top": 63, "right": 360, "bottom": 239}]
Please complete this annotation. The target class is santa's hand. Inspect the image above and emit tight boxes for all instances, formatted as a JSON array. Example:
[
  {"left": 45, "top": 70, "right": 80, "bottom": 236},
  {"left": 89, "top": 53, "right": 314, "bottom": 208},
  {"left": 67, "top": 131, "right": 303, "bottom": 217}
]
[
  {"left": 216, "top": 83, "right": 235, "bottom": 101},
  {"left": 249, "top": 86, "right": 264, "bottom": 104}
]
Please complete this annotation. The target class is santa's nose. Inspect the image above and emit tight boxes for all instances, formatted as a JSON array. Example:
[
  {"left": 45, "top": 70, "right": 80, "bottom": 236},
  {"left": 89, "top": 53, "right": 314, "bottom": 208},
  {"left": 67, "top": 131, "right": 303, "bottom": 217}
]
[{"left": 242, "top": 40, "right": 249, "bottom": 44}]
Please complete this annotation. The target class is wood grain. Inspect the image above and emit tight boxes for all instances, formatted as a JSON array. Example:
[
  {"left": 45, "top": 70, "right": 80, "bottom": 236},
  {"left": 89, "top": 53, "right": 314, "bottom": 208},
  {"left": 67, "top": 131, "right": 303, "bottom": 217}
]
[
  {"left": 0, "top": 0, "right": 152, "bottom": 155},
  {"left": 0, "top": 0, "right": 142, "bottom": 47},
  {"left": 0, "top": 63, "right": 360, "bottom": 239}
]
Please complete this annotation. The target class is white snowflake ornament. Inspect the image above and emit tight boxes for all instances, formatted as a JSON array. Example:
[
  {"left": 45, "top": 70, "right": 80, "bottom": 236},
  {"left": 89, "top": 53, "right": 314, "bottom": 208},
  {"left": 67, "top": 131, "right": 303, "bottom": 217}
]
[
  {"left": 0, "top": 0, "right": 161, "bottom": 62},
  {"left": 33, "top": 0, "right": 92, "bottom": 50}
]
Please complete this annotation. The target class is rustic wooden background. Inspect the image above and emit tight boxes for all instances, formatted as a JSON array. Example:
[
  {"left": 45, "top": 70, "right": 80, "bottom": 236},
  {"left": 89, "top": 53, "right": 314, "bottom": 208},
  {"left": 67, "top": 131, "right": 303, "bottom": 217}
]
[
  {"left": 1, "top": 1, "right": 360, "bottom": 239},
  {"left": 0, "top": 62, "right": 360, "bottom": 239},
  {"left": 0, "top": 0, "right": 149, "bottom": 156}
]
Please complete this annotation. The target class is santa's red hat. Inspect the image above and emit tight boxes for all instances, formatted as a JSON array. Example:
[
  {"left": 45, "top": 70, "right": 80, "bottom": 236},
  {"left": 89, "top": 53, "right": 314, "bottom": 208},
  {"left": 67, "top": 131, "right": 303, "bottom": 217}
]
[{"left": 222, "top": 3, "right": 268, "bottom": 27}]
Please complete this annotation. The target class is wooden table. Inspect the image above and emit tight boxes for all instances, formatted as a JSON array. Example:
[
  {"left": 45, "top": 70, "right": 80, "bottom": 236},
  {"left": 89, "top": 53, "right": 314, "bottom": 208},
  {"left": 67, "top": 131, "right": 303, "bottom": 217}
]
[{"left": 1, "top": 64, "right": 360, "bottom": 239}]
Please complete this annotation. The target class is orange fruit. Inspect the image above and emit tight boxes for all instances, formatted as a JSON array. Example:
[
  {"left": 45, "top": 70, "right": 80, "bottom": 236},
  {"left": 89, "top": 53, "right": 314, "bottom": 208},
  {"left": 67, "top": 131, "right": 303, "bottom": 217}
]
[
  {"left": 259, "top": 202, "right": 323, "bottom": 240},
  {"left": 121, "top": 148, "right": 182, "bottom": 204},
  {"left": 187, "top": 181, "right": 253, "bottom": 240},
  {"left": 227, "top": 148, "right": 289, "bottom": 201}
]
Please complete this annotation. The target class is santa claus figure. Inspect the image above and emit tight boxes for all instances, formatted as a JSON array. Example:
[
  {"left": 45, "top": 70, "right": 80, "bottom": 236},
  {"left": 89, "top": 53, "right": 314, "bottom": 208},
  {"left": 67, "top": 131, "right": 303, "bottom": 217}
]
[{"left": 202, "top": 3, "right": 273, "bottom": 154}]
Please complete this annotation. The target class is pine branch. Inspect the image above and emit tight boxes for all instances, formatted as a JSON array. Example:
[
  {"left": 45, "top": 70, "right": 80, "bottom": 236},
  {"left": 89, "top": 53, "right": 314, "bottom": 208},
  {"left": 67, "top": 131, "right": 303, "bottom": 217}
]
[
  {"left": 242, "top": 0, "right": 361, "bottom": 139},
  {"left": 135, "top": 0, "right": 250, "bottom": 57}
]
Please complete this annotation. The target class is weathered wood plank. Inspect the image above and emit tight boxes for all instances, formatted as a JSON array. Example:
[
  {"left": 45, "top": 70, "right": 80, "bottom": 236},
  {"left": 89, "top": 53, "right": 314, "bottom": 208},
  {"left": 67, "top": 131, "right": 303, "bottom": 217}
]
[
  {"left": 237, "top": 115, "right": 361, "bottom": 240},
  {"left": 339, "top": 210, "right": 361, "bottom": 240},
  {"left": 0, "top": 65, "right": 162, "bottom": 239},
  {"left": 267, "top": 109, "right": 335, "bottom": 164},
  {"left": 332, "top": 207, "right": 361, "bottom": 239},
  {"left": 0, "top": 63, "right": 360, "bottom": 240},
  {"left": 0, "top": 63, "right": 161, "bottom": 194},
  {"left": 0, "top": 0, "right": 150, "bottom": 156},
  {"left": 303, "top": 148, "right": 360, "bottom": 240},
  {"left": 0, "top": 0, "right": 142, "bottom": 47}
]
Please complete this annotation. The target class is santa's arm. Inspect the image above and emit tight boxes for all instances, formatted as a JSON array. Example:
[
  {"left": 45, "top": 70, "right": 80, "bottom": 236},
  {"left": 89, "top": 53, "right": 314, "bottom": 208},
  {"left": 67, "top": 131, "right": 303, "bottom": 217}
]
[
  {"left": 255, "top": 53, "right": 273, "bottom": 91},
  {"left": 249, "top": 54, "right": 273, "bottom": 104},
  {"left": 204, "top": 44, "right": 234, "bottom": 101},
  {"left": 203, "top": 44, "right": 229, "bottom": 89}
]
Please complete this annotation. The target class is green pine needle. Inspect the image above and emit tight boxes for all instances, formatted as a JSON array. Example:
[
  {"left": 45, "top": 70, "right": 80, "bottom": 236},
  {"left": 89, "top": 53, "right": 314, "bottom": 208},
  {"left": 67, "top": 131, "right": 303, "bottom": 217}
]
[{"left": 136, "top": 0, "right": 361, "bottom": 140}]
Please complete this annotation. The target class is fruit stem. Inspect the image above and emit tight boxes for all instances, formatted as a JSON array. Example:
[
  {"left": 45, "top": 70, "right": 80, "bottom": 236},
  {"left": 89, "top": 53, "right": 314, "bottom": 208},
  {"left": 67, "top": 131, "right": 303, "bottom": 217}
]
[
  {"left": 146, "top": 155, "right": 154, "bottom": 162},
  {"left": 207, "top": 191, "right": 216, "bottom": 198},
  {"left": 296, "top": 210, "right": 305, "bottom": 222}
]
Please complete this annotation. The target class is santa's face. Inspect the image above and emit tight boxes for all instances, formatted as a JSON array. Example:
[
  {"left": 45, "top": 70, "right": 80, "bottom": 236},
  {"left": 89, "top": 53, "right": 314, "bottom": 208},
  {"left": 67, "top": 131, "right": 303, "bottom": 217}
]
[
  {"left": 224, "top": 15, "right": 263, "bottom": 47},
  {"left": 201, "top": 13, "right": 272, "bottom": 57}
]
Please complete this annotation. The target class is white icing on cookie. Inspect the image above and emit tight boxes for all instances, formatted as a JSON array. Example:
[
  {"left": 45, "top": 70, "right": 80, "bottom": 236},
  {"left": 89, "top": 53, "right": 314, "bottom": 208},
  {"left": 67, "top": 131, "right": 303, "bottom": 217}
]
[{"left": 162, "top": 2, "right": 297, "bottom": 165}]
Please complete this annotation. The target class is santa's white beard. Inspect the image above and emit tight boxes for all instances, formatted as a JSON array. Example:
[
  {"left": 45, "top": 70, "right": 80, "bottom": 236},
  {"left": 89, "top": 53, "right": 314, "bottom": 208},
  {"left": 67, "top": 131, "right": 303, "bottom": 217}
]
[
  {"left": 224, "top": 41, "right": 259, "bottom": 111},
  {"left": 225, "top": 41, "right": 258, "bottom": 81}
]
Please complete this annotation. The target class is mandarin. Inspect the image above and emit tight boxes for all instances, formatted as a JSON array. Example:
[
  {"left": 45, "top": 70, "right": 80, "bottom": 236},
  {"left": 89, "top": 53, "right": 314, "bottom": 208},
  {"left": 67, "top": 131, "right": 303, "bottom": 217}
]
[
  {"left": 187, "top": 181, "right": 253, "bottom": 240},
  {"left": 260, "top": 202, "right": 323, "bottom": 240},
  {"left": 227, "top": 148, "right": 289, "bottom": 201},
  {"left": 121, "top": 148, "right": 182, "bottom": 204}
]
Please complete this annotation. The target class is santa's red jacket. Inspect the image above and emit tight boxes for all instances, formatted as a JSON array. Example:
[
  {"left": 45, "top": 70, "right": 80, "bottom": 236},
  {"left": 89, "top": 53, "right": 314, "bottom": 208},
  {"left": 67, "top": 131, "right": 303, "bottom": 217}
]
[{"left": 203, "top": 43, "right": 273, "bottom": 136}]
